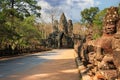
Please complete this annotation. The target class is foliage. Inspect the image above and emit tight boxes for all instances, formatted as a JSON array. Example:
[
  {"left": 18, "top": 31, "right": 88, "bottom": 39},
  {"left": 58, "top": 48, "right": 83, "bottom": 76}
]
[
  {"left": 118, "top": 3, "right": 120, "bottom": 14},
  {"left": 0, "top": 0, "right": 42, "bottom": 51},
  {"left": 16, "top": 16, "right": 41, "bottom": 46},
  {"left": 81, "top": 7, "right": 99, "bottom": 28},
  {"left": 93, "top": 8, "right": 107, "bottom": 26},
  {"left": 92, "top": 8, "right": 108, "bottom": 39},
  {"left": 0, "top": 0, "right": 41, "bottom": 18}
]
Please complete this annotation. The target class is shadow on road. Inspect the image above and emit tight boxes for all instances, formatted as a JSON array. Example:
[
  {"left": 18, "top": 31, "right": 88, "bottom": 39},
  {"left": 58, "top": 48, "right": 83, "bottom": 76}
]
[{"left": 1, "top": 58, "right": 79, "bottom": 80}]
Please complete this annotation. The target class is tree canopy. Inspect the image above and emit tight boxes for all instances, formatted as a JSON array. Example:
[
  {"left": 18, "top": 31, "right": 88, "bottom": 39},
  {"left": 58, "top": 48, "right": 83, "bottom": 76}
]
[
  {"left": 0, "top": 0, "right": 42, "bottom": 51},
  {"left": 81, "top": 7, "right": 99, "bottom": 28},
  {"left": 0, "top": 0, "right": 41, "bottom": 19}
]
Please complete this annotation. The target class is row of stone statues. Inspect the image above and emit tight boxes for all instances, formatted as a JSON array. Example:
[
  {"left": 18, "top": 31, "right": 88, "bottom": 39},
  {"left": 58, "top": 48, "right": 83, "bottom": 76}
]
[{"left": 75, "top": 7, "right": 120, "bottom": 79}]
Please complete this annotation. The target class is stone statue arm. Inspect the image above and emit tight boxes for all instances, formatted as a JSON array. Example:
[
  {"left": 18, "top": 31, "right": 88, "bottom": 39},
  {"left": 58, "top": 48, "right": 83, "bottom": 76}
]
[{"left": 95, "top": 47, "right": 104, "bottom": 61}]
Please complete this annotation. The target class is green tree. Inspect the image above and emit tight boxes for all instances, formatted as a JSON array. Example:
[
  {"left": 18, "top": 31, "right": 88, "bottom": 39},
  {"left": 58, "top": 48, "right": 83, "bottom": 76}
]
[
  {"left": 93, "top": 8, "right": 107, "bottom": 25},
  {"left": 118, "top": 3, "right": 120, "bottom": 14},
  {"left": 16, "top": 16, "right": 41, "bottom": 47},
  {"left": 93, "top": 8, "right": 107, "bottom": 32},
  {"left": 81, "top": 7, "right": 99, "bottom": 28},
  {"left": 0, "top": 0, "right": 41, "bottom": 51},
  {"left": 0, "top": 0, "right": 41, "bottom": 18},
  {"left": 92, "top": 8, "right": 107, "bottom": 39}
]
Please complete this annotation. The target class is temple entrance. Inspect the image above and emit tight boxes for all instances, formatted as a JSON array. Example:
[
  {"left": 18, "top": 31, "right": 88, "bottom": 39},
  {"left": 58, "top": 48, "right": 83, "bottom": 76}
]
[{"left": 59, "top": 33, "right": 74, "bottom": 48}]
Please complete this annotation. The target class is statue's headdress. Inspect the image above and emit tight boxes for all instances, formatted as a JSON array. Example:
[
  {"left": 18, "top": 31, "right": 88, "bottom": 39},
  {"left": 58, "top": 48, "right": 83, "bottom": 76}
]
[{"left": 103, "top": 7, "right": 119, "bottom": 26}]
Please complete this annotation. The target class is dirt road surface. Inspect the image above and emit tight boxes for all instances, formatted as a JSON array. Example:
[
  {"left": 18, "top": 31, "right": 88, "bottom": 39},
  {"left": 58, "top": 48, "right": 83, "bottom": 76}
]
[{"left": 0, "top": 49, "right": 79, "bottom": 80}]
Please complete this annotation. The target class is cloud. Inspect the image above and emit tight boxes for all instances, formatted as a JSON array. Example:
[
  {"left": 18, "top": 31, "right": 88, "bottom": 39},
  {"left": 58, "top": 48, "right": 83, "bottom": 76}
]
[
  {"left": 44, "top": 0, "right": 66, "bottom": 7},
  {"left": 37, "top": 0, "right": 52, "bottom": 23},
  {"left": 38, "top": 0, "right": 100, "bottom": 23}
]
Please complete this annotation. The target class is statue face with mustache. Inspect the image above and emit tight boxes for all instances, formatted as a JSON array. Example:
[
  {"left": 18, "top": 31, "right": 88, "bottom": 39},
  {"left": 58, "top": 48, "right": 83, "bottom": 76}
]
[{"left": 104, "top": 24, "right": 116, "bottom": 34}]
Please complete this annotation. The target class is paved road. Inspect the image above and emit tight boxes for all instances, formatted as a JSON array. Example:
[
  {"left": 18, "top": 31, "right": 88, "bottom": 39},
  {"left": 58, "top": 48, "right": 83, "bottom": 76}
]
[{"left": 0, "top": 49, "right": 79, "bottom": 80}]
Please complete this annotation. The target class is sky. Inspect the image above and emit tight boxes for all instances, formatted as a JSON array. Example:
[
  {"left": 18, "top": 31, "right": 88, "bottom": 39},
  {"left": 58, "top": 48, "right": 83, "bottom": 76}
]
[{"left": 38, "top": 0, "right": 120, "bottom": 23}]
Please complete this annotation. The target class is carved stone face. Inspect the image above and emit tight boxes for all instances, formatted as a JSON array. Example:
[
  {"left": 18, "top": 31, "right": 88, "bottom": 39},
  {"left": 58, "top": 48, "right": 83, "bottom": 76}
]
[{"left": 105, "top": 24, "right": 116, "bottom": 34}]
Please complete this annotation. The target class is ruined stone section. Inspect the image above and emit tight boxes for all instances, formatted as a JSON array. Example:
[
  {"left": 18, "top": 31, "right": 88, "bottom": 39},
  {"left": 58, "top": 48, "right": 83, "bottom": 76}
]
[
  {"left": 112, "top": 19, "right": 120, "bottom": 52},
  {"left": 95, "top": 7, "right": 119, "bottom": 80},
  {"left": 59, "top": 13, "right": 68, "bottom": 35},
  {"left": 75, "top": 7, "right": 120, "bottom": 80},
  {"left": 53, "top": 20, "right": 59, "bottom": 32},
  {"left": 73, "top": 34, "right": 86, "bottom": 61},
  {"left": 66, "top": 19, "right": 74, "bottom": 48},
  {"left": 93, "top": 7, "right": 119, "bottom": 74},
  {"left": 112, "top": 19, "right": 120, "bottom": 79},
  {"left": 43, "top": 13, "right": 74, "bottom": 49},
  {"left": 112, "top": 51, "right": 120, "bottom": 72},
  {"left": 68, "top": 19, "right": 73, "bottom": 37},
  {"left": 59, "top": 13, "right": 74, "bottom": 48},
  {"left": 57, "top": 13, "right": 74, "bottom": 48}
]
